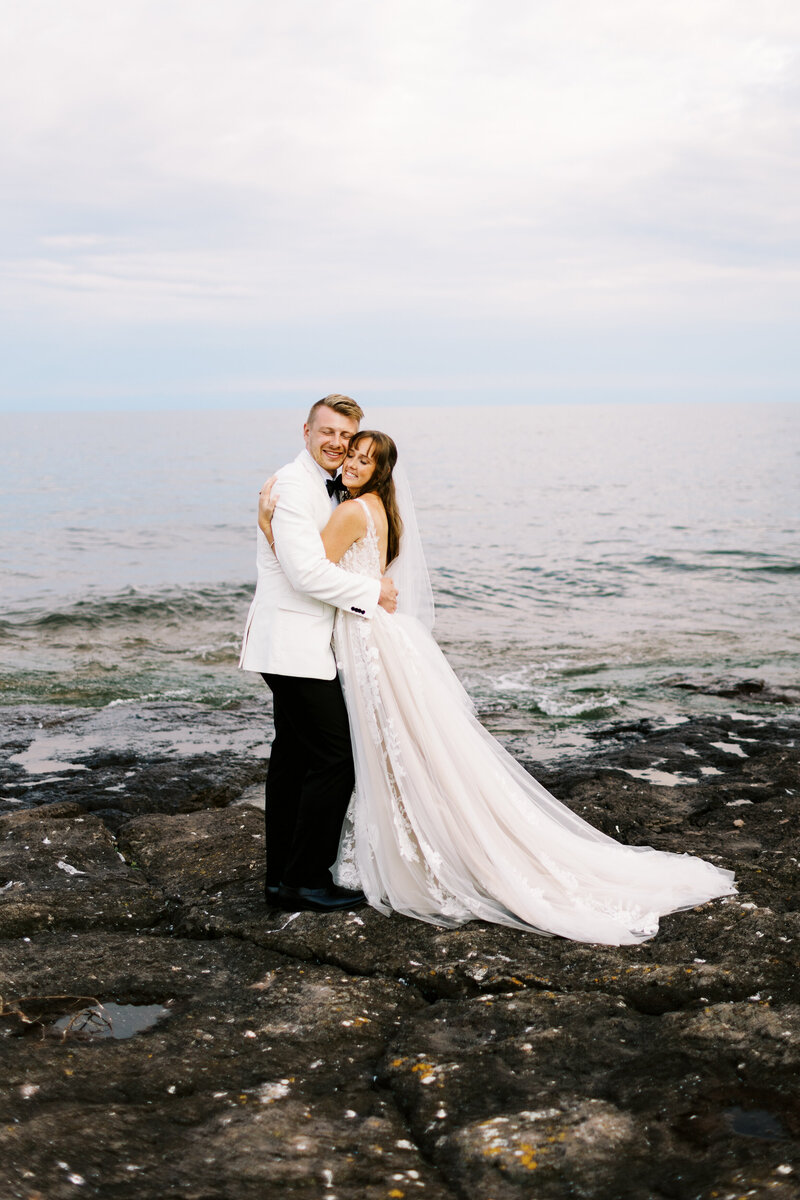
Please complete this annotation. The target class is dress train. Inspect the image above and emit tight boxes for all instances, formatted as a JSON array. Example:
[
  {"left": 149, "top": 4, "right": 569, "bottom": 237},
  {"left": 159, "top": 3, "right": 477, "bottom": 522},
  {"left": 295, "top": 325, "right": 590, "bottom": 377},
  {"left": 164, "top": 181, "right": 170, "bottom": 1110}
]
[{"left": 333, "top": 501, "right": 735, "bottom": 945}]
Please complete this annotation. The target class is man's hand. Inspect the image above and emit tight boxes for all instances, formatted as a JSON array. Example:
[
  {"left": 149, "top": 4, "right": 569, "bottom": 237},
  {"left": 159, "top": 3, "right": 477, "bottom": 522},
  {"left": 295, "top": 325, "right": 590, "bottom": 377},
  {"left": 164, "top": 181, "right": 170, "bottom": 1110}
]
[{"left": 378, "top": 575, "right": 398, "bottom": 614}]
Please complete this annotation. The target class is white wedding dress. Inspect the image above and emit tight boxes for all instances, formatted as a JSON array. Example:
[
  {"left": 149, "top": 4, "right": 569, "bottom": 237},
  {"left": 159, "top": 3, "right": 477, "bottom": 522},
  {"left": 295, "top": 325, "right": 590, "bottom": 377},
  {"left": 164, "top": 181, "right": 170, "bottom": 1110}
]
[{"left": 333, "top": 499, "right": 736, "bottom": 945}]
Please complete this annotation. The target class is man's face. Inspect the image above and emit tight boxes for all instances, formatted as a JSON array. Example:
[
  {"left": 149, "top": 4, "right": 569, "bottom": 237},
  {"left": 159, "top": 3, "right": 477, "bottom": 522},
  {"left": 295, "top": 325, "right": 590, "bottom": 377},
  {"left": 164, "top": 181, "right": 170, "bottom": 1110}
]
[{"left": 304, "top": 405, "right": 359, "bottom": 474}]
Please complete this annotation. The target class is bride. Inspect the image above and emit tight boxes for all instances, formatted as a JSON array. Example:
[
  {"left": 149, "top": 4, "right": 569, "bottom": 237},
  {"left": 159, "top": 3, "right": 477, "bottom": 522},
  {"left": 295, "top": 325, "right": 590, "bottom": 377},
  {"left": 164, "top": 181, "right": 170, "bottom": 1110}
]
[{"left": 260, "top": 430, "right": 735, "bottom": 945}]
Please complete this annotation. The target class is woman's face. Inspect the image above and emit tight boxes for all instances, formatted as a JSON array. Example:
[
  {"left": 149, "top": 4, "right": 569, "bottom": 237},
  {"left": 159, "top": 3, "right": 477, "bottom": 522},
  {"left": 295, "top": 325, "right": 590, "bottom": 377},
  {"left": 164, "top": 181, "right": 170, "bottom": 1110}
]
[{"left": 342, "top": 438, "right": 377, "bottom": 494}]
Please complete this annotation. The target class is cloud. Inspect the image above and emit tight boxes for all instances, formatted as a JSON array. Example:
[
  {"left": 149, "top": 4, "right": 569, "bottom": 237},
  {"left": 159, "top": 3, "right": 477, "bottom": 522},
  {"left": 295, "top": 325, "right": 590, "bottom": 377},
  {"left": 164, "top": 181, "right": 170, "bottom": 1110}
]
[{"left": 0, "top": 0, "right": 798, "bottom": 405}]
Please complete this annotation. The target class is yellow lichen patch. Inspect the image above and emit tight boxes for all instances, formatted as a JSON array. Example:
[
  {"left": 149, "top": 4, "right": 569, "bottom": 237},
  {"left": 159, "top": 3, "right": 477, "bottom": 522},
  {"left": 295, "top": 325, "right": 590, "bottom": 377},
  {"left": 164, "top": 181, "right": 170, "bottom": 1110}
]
[
  {"left": 388, "top": 1191, "right": 405, "bottom": 1198},
  {"left": 411, "top": 1062, "right": 435, "bottom": 1077},
  {"left": 513, "top": 1141, "right": 541, "bottom": 1169},
  {"left": 391, "top": 1057, "right": 406, "bottom": 1067}
]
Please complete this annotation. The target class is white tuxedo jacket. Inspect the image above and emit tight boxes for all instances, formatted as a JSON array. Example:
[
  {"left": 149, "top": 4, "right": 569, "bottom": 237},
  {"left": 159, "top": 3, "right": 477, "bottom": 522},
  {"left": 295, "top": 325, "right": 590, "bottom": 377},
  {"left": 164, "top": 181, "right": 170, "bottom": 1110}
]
[{"left": 239, "top": 449, "right": 381, "bottom": 680}]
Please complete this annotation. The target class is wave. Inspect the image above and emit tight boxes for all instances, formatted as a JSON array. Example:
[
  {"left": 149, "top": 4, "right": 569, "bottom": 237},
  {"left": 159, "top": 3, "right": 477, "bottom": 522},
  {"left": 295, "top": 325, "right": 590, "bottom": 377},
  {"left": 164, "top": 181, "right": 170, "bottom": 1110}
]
[
  {"left": 462, "top": 662, "right": 622, "bottom": 721},
  {"left": 743, "top": 563, "right": 800, "bottom": 575},
  {"left": 639, "top": 554, "right": 800, "bottom": 575},
  {"left": 529, "top": 690, "right": 621, "bottom": 719},
  {"left": 0, "top": 583, "right": 254, "bottom": 632},
  {"left": 432, "top": 566, "right": 627, "bottom": 608}
]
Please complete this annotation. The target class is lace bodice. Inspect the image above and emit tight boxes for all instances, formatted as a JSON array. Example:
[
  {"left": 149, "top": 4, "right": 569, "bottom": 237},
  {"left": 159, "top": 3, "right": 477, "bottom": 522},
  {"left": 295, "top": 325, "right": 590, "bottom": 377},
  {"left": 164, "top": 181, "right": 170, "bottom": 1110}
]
[{"left": 339, "top": 498, "right": 382, "bottom": 580}]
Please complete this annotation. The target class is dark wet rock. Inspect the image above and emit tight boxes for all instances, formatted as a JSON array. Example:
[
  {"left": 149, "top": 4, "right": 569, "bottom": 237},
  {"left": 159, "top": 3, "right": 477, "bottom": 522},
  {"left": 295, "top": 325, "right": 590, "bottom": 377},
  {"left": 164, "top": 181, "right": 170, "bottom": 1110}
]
[
  {"left": 175, "top": 892, "right": 798, "bottom": 1015},
  {"left": 0, "top": 933, "right": 451, "bottom": 1199},
  {"left": 380, "top": 990, "right": 800, "bottom": 1200},
  {"left": 117, "top": 806, "right": 267, "bottom": 907},
  {"left": 0, "top": 702, "right": 268, "bottom": 819},
  {"left": 663, "top": 674, "right": 800, "bottom": 705},
  {"left": 0, "top": 808, "right": 165, "bottom": 937},
  {"left": 0, "top": 710, "right": 798, "bottom": 1197},
  {"left": 543, "top": 714, "right": 800, "bottom": 867},
  {"left": 0, "top": 747, "right": 265, "bottom": 821}
]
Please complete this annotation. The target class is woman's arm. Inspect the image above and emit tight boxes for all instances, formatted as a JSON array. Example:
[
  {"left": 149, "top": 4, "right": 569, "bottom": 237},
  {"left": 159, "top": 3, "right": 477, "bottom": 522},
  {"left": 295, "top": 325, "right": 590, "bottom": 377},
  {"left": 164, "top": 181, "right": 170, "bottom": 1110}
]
[
  {"left": 258, "top": 477, "right": 279, "bottom": 554},
  {"left": 320, "top": 500, "right": 366, "bottom": 563}
]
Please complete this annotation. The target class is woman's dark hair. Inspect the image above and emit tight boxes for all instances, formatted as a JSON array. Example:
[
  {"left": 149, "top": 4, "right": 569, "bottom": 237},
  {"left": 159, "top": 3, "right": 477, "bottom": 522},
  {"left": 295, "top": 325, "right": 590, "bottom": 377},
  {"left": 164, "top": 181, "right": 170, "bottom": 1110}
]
[{"left": 349, "top": 430, "right": 403, "bottom": 565}]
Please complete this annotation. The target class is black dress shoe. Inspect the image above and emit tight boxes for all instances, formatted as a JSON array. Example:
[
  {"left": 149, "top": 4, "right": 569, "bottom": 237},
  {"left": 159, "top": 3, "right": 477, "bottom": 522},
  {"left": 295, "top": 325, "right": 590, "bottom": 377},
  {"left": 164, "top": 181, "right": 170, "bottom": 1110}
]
[
  {"left": 278, "top": 884, "right": 367, "bottom": 913},
  {"left": 265, "top": 885, "right": 282, "bottom": 905}
]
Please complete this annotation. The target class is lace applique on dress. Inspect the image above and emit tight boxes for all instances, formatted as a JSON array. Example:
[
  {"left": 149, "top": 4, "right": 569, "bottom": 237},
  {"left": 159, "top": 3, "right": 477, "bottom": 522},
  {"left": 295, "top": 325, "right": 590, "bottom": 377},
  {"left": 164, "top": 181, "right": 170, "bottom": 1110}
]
[
  {"left": 334, "top": 500, "right": 421, "bottom": 889},
  {"left": 338, "top": 497, "right": 382, "bottom": 579}
]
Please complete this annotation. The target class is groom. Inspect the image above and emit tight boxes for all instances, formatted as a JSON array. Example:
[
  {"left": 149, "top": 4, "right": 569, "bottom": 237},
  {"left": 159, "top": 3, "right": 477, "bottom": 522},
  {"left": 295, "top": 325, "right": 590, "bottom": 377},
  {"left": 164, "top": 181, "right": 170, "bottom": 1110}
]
[{"left": 239, "top": 394, "right": 398, "bottom": 912}]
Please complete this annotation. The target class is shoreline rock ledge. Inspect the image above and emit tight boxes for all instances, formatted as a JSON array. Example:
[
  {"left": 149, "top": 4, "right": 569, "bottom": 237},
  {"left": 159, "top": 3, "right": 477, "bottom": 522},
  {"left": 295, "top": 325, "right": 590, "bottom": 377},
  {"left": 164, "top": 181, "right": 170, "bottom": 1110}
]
[{"left": 1, "top": 707, "right": 798, "bottom": 1199}]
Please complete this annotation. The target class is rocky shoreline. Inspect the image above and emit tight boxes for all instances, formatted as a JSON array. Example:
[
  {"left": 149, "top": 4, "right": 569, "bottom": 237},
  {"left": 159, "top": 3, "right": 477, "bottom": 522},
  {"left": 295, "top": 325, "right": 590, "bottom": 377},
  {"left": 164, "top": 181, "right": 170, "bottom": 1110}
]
[{"left": 1, "top": 701, "right": 798, "bottom": 1199}]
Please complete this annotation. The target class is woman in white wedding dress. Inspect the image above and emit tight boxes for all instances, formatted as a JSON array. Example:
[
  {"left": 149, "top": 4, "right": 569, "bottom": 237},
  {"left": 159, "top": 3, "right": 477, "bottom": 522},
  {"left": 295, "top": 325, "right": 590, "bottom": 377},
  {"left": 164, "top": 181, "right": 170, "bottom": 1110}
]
[{"left": 261, "top": 431, "right": 736, "bottom": 945}]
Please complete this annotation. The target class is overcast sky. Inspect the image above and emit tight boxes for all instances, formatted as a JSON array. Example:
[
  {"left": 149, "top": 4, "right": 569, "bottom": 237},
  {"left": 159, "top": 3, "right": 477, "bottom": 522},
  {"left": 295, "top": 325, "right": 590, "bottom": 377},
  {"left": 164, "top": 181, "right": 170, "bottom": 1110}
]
[{"left": 1, "top": 0, "right": 798, "bottom": 411}]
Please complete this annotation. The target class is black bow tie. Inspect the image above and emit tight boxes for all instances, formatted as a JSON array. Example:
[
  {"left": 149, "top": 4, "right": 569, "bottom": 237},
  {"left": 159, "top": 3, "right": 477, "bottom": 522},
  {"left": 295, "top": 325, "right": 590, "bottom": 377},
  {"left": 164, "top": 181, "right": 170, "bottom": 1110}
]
[{"left": 326, "top": 475, "right": 349, "bottom": 499}]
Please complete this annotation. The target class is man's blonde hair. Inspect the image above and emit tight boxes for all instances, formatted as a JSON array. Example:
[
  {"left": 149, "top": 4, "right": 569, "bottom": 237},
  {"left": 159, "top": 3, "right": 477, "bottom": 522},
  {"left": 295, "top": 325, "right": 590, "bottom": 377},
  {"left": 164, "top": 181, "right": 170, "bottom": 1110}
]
[{"left": 307, "top": 394, "right": 364, "bottom": 426}]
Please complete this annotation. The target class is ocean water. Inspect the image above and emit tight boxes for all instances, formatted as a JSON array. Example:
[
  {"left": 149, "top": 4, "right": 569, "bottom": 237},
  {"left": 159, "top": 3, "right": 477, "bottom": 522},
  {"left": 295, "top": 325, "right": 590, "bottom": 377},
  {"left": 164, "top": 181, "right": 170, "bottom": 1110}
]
[{"left": 1, "top": 402, "right": 798, "bottom": 760}]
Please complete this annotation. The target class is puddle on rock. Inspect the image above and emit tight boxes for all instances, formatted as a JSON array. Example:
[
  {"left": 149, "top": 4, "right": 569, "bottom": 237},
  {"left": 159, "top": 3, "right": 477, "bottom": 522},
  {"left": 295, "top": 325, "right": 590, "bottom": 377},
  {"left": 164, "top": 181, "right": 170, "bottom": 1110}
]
[
  {"left": 52, "top": 1001, "right": 171, "bottom": 1040},
  {"left": 622, "top": 767, "right": 697, "bottom": 787},
  {"left": 723, "top": 1106, "right": 788, "bottom": 1141}
]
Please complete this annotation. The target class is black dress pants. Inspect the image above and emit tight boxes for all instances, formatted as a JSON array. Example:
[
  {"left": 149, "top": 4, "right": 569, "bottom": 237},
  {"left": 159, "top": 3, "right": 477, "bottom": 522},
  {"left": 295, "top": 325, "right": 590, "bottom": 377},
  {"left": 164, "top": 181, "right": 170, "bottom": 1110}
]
[{"left": 261, "top": 672, "right": 355, "bottom": 890}]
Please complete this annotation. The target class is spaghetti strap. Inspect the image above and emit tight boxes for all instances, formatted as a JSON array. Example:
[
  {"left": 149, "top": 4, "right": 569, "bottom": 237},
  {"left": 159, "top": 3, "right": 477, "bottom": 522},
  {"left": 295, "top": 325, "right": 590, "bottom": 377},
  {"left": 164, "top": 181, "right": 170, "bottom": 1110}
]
[{"left": 354, "top": 496, "right": 376, "bottom": 536}]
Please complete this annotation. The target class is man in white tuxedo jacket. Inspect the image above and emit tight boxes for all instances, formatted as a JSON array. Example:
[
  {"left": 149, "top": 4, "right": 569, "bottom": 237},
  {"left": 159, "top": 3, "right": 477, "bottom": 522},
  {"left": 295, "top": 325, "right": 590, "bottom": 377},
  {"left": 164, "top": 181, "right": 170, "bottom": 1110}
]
[{"left": 240, "top": 395, "right": 398, "bottom": 912}]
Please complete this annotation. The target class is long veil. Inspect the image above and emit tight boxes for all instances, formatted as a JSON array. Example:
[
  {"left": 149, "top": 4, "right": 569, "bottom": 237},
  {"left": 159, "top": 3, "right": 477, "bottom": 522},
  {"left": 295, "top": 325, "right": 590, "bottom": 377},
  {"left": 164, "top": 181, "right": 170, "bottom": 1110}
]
[{"left": 386, "top": 462, "right": 435, "bottom": 631}]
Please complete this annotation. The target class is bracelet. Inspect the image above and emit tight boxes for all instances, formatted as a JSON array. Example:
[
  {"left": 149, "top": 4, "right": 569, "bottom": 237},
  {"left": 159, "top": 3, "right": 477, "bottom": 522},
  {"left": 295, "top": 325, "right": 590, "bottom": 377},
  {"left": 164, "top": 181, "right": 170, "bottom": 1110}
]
[{"left": 268, "top": 539, "right": 275, "bottom": 549}]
